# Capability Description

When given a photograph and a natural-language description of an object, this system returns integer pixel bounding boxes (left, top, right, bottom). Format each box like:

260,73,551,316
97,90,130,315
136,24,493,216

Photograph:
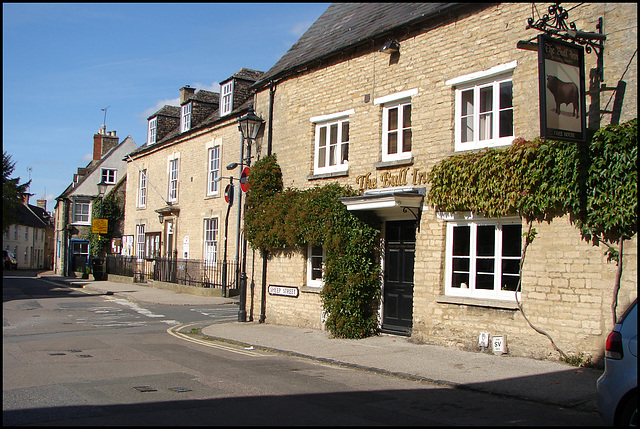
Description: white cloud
139,97,180,120
81,153,93,163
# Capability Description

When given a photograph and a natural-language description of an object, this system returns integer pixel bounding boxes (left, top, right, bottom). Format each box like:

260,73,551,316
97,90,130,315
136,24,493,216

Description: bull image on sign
537,34,586,142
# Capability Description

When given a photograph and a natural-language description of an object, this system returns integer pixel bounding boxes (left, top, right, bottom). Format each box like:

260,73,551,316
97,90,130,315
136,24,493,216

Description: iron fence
105,254,239,291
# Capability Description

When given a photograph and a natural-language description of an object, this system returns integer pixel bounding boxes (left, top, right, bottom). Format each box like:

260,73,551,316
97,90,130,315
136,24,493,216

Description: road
3,271,602,425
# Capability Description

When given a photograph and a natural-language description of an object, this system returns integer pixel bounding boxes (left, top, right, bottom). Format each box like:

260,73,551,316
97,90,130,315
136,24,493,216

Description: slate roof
189,89,220,104
16,203,49,229
152,105,180,119
253,3,463,88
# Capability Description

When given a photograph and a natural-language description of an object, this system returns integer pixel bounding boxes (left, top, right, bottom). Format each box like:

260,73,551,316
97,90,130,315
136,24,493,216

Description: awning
339,186,425,220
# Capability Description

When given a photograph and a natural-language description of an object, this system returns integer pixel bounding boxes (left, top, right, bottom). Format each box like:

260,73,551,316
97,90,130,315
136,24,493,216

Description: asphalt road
3,272,602,425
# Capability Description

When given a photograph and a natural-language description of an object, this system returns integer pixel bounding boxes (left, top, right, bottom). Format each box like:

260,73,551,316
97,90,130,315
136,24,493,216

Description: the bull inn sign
537,34,587,143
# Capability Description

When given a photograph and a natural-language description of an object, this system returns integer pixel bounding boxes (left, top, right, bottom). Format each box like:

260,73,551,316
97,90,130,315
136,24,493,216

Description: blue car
597,299,637,426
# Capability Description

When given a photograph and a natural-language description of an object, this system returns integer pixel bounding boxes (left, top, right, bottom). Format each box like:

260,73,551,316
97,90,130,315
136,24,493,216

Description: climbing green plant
245,155,381,338
428,118,637,329
88,194,123,259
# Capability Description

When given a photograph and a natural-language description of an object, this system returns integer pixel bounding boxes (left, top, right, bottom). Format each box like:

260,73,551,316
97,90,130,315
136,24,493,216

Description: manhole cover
133,386,157,392
77,354,93,358
68,349,82,353
49,352,66,356
168,387,192,393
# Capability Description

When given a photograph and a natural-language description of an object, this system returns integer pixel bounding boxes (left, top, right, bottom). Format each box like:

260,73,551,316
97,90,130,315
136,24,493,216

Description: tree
2,151,30,232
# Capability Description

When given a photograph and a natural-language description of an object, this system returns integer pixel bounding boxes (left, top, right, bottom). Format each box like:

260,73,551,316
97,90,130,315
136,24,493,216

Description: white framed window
168,156,179,203
101,168,117,184
447,61,516,151
220,81,233,116
307,245,325,288
311,110,351,174
180,102,192,132
138,169,147,208
382,100,412,161
203,218,219,266
148,117,157,144
136,224,146,261
207,146,221,195
73,200,90,224
444,216,522,301
375,89,417,163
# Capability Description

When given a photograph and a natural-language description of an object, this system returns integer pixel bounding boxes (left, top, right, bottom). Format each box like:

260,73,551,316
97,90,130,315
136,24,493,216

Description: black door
382,220,416,335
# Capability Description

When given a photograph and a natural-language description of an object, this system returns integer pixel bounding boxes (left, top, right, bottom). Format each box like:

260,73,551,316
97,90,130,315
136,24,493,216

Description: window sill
300,285,322,294
375,157,414,169
307,170,349,181
436,295,519,310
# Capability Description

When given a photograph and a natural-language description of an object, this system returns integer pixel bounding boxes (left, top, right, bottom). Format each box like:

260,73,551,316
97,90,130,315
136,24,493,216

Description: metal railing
105,254,239,291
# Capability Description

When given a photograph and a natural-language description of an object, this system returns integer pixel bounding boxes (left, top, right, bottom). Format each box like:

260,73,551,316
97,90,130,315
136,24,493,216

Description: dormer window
220,81,233,116
180,102,192,132
101,168,117,184
148,117,157,144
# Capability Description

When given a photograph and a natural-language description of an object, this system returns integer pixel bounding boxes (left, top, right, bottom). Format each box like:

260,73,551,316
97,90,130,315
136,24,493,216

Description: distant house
53,127,137,276
242,3,637,361
122,68,263,291
3,193,53,270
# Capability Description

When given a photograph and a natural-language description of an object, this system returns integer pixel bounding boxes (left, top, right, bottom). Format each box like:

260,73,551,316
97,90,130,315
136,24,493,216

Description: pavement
32,270,603,414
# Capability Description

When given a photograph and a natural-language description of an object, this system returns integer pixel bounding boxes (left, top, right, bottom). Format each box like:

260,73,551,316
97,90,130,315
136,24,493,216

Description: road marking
105,297,165,318
167,323,264,357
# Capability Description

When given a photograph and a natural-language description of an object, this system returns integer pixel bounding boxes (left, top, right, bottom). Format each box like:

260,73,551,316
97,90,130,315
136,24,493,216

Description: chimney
37,199,47,211
180,85,196,104
21,193,32,205
93,128,120,160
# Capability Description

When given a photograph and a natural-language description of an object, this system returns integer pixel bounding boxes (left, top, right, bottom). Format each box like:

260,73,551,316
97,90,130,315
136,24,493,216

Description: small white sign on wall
478,332,490,348
492,335,507,354
183,236,189,259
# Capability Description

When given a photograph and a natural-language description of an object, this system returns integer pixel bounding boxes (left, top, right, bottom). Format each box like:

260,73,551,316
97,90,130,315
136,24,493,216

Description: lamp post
93,179,108,280
97,180,107,217
234,107,264,322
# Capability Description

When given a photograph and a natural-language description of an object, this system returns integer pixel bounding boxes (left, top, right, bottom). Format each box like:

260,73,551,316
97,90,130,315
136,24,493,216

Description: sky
2,3,330,214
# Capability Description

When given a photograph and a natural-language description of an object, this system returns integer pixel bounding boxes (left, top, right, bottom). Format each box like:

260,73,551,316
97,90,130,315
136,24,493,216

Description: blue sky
2,3,330,213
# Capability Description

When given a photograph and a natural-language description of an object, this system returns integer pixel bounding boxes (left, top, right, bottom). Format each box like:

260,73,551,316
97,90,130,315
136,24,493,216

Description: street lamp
235,107,264,322
94,179,108,280
97,180,108,215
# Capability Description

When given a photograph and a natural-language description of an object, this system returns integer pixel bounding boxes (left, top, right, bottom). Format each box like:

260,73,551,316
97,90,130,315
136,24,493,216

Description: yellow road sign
92,218,108,234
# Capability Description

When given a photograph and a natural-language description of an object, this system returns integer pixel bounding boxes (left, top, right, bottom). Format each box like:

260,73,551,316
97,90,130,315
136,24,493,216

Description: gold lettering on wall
355,167,428,192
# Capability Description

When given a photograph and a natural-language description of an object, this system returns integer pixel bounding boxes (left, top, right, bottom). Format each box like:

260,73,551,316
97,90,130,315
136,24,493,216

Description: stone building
3,194,53,270
244,3,637,361
122,68,264,295
54,128,137,276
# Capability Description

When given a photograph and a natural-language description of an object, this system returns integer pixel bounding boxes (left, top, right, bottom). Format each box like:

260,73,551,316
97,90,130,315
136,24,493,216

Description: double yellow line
167,322,265,357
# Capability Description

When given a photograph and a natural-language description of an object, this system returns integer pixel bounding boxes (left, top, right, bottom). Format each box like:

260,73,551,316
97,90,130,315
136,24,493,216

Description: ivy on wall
245,155,381,338
88,194,123,260
427,118,637,245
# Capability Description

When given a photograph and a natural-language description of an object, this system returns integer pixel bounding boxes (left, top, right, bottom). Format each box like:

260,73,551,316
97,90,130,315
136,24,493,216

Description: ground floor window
203,218,219,266
307,245,325,288
445,217,521,301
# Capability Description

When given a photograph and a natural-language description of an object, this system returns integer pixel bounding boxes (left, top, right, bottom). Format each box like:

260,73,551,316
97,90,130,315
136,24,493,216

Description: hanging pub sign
537,34,586,142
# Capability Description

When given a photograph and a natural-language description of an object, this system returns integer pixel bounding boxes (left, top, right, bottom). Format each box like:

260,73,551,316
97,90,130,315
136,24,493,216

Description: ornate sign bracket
520,3,606,81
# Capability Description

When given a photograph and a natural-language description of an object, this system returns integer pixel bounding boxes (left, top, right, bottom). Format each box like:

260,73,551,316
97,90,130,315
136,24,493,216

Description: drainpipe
259,80,277,323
